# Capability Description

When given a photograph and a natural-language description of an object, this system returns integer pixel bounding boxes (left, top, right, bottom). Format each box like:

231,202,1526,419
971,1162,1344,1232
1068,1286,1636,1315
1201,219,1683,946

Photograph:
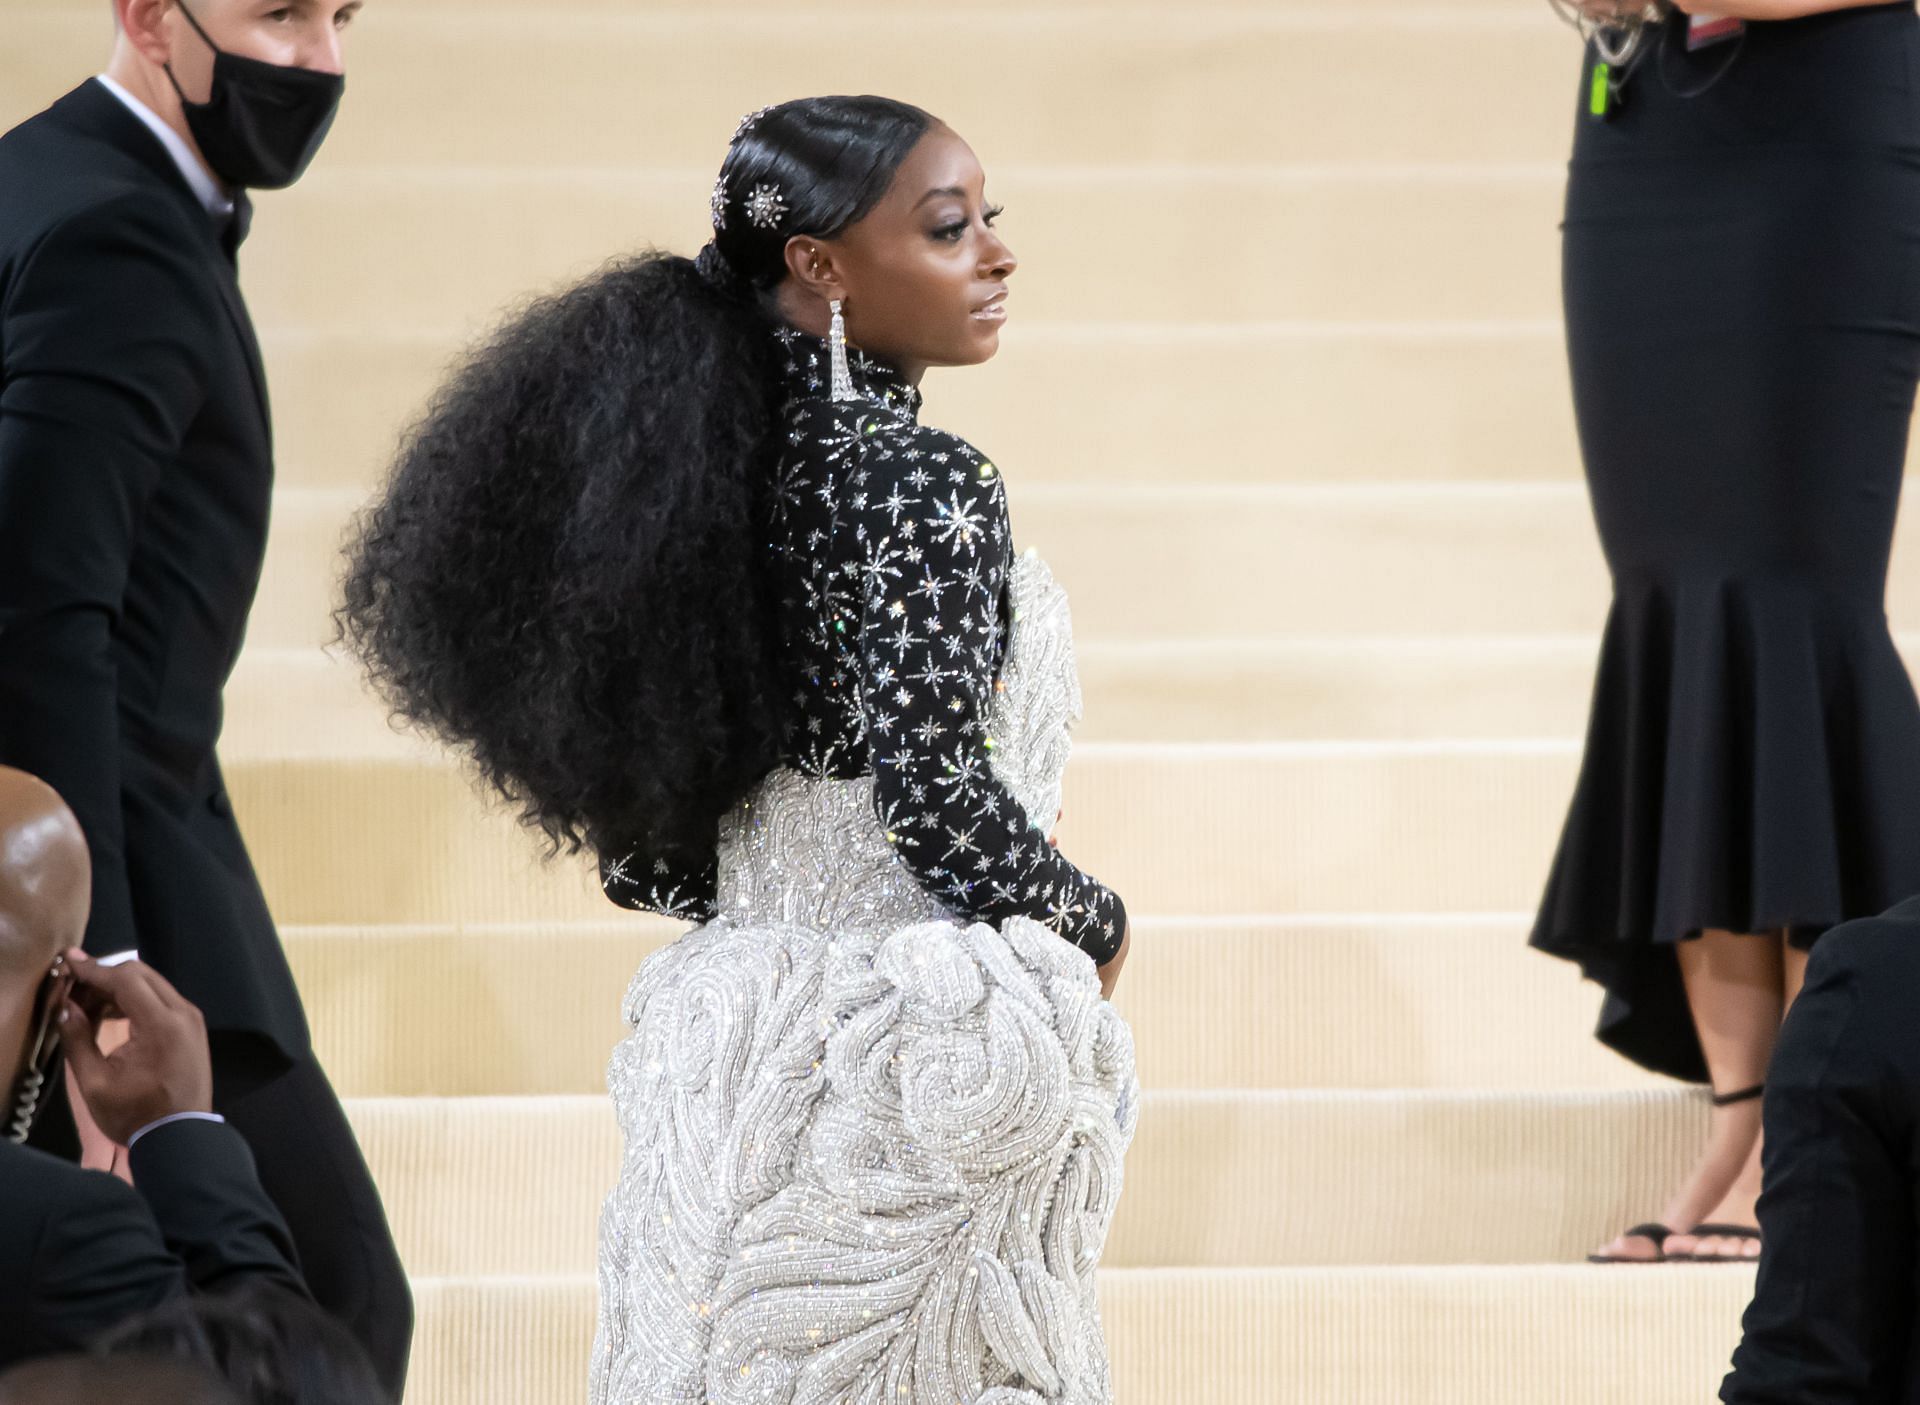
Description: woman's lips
973,291,1009,323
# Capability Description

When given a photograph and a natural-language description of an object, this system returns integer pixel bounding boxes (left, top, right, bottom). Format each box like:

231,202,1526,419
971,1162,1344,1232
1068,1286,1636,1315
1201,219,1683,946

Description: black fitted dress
1532,5,1920,1083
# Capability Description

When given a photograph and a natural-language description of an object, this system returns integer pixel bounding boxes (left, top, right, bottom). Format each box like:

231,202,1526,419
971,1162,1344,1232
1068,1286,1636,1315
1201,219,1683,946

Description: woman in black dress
1535,0,1920,1264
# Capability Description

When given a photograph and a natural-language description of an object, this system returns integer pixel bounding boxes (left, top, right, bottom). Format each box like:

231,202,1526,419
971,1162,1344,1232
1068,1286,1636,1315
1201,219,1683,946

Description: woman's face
791,125,1017,383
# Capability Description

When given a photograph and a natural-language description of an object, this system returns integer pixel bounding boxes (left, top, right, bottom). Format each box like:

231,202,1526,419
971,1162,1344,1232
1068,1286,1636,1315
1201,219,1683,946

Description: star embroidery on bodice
598,327,1126,962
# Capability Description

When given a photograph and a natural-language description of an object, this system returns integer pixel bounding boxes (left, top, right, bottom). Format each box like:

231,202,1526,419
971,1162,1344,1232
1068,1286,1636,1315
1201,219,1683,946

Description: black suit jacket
0,1117,307,1367
0,81,305,1062
1723,895,1920,1404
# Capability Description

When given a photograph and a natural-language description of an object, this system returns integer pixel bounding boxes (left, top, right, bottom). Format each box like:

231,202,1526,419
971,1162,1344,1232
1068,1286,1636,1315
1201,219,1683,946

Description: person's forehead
878,129,986,210
213,0,364,13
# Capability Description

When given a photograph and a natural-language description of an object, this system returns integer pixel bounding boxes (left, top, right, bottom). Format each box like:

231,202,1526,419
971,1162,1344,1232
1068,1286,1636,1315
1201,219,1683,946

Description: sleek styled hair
93,1284,379,1405
339,96,935,859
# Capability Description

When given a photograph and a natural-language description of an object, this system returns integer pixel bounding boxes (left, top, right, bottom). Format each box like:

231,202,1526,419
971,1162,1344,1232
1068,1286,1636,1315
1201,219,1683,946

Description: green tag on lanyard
1589,61,1612,118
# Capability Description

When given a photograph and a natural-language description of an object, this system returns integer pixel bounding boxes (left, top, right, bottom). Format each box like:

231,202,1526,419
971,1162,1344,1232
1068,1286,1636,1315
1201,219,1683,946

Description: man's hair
94,1284,381,1405
0,1355,237,1405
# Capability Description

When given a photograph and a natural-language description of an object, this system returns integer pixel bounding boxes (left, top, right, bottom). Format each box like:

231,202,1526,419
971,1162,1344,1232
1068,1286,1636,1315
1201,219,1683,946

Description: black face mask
163,1,345,191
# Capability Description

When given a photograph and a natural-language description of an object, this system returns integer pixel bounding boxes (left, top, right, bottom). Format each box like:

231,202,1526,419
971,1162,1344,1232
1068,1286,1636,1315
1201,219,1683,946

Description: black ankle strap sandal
1711,1083,1765,1107
1587,1222,1675,1265
1670,1223,1761,1263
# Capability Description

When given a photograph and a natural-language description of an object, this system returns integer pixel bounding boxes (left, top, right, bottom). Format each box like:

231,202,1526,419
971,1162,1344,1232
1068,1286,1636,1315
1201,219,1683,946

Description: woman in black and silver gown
342,98,1136,1400
1535,2,1920,1264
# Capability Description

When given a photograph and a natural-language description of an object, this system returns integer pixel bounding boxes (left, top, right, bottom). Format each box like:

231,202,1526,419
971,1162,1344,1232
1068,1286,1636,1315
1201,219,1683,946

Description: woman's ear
783,237,845,306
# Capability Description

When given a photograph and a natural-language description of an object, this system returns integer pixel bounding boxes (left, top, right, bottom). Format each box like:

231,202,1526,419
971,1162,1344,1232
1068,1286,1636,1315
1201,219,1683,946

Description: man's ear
783,237,846,305
115,0,177,67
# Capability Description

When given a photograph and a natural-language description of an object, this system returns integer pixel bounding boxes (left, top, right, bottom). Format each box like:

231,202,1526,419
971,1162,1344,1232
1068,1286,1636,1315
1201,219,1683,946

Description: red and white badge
1687,14,1746,49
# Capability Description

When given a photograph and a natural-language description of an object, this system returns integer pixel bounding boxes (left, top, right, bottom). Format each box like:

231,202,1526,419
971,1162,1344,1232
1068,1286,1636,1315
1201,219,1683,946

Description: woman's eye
933,221,968,242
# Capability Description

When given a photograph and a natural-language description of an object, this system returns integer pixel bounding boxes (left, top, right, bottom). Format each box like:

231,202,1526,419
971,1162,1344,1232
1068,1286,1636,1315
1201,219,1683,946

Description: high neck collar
774,326,922,420
93,75,235,221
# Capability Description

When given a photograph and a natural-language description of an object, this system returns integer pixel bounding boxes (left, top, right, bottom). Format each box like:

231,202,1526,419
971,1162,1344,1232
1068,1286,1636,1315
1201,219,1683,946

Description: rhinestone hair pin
733,105,777,142
745,183,789,232
710,176,729,232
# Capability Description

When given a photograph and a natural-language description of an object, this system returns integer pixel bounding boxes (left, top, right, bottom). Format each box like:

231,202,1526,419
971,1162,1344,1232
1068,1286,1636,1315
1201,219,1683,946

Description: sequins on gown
588,331,1138,1404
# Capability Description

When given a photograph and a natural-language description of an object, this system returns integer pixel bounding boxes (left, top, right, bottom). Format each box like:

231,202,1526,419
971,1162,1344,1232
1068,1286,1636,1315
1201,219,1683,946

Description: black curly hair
339,96,935,859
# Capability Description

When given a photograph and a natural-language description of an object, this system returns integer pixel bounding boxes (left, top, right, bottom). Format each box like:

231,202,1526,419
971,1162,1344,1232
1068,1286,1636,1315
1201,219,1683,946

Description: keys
1589,60,1619,121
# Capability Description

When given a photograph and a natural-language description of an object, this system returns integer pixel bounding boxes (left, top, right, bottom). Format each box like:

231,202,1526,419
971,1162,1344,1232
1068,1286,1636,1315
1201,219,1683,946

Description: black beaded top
600,327,1126,962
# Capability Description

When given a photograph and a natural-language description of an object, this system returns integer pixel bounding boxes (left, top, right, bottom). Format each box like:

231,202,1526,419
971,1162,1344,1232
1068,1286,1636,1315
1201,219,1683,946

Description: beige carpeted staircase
14,1,1901,1398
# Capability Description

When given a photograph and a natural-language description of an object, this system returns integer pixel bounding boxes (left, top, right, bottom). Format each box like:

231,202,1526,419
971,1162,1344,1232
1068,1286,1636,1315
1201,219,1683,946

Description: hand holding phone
57,950,214,1148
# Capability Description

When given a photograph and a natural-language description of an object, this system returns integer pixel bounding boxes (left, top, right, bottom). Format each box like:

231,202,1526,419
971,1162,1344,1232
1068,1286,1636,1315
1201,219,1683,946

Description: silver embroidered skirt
589,775,1139,1405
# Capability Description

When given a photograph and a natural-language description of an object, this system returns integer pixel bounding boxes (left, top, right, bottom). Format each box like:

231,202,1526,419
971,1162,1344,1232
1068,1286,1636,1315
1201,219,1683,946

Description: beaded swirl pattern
589,555,1137,1403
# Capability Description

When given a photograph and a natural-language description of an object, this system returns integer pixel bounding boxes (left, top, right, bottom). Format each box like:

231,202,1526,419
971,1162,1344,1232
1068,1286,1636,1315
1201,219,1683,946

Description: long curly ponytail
338,97,933,859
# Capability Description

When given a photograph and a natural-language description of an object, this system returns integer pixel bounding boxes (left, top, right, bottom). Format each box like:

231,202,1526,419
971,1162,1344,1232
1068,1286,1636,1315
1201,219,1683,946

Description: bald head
0,768,90,978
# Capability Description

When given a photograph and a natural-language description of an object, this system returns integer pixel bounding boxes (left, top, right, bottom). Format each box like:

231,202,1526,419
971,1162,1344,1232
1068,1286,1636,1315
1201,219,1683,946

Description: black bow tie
221,191,253,262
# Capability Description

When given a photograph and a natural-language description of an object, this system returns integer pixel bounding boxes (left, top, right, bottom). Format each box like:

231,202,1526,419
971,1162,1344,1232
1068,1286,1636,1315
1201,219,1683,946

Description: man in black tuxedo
1722,897,1920,1403
0,767,306,1369
0,0,410,1391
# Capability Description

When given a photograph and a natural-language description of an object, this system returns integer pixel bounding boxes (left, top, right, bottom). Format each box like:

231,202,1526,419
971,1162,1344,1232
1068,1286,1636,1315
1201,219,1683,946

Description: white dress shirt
94,72,234,221
128,1110,228,1149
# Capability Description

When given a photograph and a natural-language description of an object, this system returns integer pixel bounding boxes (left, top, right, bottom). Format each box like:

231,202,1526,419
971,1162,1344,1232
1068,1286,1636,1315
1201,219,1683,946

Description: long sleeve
24,1171,188,1357
0,193,219,957
22,1121,305,1358
1722,932,1916,1403
843,427,1126,962
600,843,718,921
123,1117,308,1301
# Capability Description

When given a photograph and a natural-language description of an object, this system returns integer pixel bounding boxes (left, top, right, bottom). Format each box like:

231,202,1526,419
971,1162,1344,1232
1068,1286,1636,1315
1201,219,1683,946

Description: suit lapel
210,249,273,447
49,82,274,448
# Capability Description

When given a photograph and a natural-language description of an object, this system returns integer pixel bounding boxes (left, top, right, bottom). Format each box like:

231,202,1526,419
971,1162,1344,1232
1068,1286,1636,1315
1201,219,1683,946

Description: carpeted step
251,481,1920,652
263,482,1619,650
344,1090,1709,1275
6,11,1575,171
230,633,1920,749
242,167,1565,331
236,639,1617,759
285,916,1652,1099
403,1266,1754,1405
226,743,1583,924
259,322,1589,491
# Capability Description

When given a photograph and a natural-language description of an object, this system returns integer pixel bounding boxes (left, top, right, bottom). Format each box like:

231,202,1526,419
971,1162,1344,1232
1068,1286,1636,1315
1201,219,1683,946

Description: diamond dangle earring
828,298,857,402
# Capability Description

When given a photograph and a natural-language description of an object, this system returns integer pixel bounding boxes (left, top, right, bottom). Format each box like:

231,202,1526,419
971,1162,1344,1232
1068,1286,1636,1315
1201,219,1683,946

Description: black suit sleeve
27,1164,186,1354
126,1118,307,1299
25,1120,304,1356
0,192,220,957
1722,933,1916,1403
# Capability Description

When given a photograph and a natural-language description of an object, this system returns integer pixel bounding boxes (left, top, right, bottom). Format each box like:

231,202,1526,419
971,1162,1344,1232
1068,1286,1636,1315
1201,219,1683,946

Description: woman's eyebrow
912,186,969,209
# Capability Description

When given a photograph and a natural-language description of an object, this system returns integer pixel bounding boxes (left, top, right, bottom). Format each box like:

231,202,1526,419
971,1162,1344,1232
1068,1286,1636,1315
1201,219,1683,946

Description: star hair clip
745,182,789,232
710,175,729,232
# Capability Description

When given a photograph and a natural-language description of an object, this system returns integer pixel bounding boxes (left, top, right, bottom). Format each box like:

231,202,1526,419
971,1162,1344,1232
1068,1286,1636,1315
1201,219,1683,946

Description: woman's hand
1669,0,1895,17
1097,926,1130,1001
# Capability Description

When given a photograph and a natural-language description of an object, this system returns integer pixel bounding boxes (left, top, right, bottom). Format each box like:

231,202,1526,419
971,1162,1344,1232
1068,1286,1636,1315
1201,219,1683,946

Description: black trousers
1722,900,1920,1404
30,1035,412,1400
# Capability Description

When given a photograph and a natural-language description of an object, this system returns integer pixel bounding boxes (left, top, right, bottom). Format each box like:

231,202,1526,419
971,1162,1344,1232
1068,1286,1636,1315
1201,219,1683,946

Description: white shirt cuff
127,1111,226,1149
